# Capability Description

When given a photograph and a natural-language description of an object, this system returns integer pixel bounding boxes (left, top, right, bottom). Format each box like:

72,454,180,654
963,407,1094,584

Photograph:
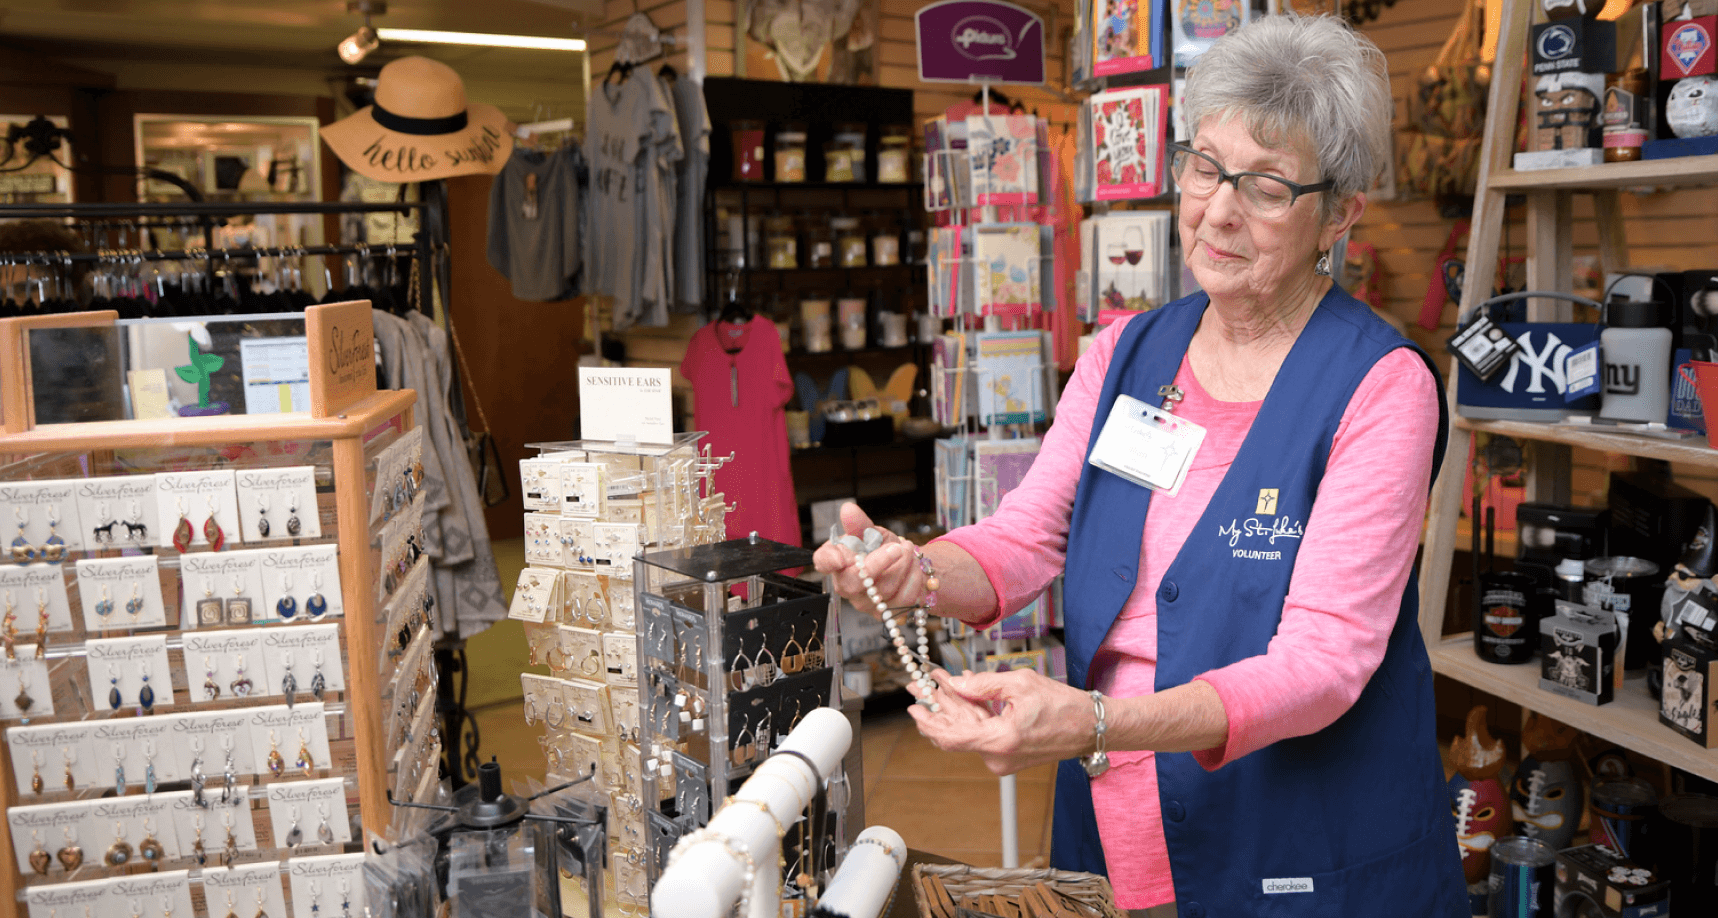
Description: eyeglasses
1167,143,1332,217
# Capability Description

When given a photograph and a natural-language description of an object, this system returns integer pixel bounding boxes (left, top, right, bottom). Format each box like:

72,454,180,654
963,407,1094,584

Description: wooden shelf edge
0,390,417,452
1429,636,1718,781
1454,415,1718,467
1489,153,1718,192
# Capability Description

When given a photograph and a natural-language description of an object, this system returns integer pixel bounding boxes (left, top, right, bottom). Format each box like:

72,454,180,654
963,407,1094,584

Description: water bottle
1600,296,1672,423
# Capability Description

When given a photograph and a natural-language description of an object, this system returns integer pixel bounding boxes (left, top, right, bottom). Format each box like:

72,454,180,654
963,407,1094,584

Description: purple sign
916,0,1046,86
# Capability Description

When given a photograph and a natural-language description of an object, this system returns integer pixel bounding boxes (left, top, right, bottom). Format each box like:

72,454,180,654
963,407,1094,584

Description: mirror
134,114,320,202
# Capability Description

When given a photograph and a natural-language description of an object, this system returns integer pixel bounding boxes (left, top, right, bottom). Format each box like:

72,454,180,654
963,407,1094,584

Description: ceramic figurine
1450,706,1514,889
1659,503,1718,641
1534,73,1606,151
1666,75,1718,139
1510,712,1583,852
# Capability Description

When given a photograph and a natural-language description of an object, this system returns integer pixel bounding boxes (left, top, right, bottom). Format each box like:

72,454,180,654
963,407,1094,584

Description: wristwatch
1081,690,1110,778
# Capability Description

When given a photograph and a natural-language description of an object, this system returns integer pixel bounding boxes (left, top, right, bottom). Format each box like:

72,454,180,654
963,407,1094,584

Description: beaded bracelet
669,828,758,915
910,544,940,611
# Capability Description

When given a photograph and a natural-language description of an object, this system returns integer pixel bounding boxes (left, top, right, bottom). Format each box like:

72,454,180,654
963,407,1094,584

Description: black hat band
371,103,469,136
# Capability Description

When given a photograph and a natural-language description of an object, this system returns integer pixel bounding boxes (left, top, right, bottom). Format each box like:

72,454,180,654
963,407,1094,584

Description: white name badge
1089,393,1206,496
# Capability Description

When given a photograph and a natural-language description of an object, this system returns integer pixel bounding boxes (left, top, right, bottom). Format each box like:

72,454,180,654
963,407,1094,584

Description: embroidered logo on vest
1262,877,1315,894
1217,514,1305,561
1256,489,1278,514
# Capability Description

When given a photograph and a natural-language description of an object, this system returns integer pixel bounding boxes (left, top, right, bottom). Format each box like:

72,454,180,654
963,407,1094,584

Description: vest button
1185,903,1205,918
1165,800,1185,822
1158,581,1179,602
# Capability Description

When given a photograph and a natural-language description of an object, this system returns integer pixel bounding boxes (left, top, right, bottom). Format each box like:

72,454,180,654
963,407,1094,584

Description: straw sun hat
322,56,512,182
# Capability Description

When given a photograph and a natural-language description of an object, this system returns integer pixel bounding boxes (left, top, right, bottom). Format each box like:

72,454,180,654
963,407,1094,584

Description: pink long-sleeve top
939,311,1441,909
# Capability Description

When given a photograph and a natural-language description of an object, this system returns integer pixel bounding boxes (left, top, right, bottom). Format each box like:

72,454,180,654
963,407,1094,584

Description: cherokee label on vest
1262,877,1314,894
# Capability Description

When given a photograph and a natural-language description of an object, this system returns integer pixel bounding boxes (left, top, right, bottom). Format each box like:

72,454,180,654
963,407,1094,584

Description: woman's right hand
812,502,928,621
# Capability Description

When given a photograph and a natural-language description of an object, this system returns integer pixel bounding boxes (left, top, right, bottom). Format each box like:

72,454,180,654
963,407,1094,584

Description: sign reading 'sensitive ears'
579,368,673,445
916,0,1046,85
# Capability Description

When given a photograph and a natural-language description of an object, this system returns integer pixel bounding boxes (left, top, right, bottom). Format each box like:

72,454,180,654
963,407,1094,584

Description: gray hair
1181,13,1392,223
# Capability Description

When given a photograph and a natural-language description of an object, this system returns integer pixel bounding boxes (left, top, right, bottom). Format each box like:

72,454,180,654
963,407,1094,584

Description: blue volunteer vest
1050,287,1466,917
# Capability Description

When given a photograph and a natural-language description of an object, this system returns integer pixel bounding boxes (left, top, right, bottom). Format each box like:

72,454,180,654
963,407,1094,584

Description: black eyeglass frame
1166,143,1334,209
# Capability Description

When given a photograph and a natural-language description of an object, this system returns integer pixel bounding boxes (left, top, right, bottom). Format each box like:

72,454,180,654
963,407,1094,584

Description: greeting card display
1090,85,1168,200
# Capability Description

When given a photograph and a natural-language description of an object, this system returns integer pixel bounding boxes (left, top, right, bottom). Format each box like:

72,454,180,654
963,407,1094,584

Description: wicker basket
911,864,1128,918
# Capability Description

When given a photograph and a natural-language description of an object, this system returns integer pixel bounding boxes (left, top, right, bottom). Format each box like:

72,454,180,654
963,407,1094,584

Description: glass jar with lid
869,212,900,267
731,120,766,182
774,124,808,182
803,214,834,269
826,123,868,182
832,216,867,268
764,214,798,269
878,124,910,184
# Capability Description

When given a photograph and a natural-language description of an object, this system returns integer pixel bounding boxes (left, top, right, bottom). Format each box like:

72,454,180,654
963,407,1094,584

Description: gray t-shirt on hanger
585,70,679,329
486,144,583,302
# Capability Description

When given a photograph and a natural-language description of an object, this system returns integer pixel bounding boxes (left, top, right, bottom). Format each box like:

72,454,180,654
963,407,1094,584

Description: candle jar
838,295,868,350
833,217,867,268
764,215,798,269
804,217,834,269
731,120,765,182
800,297,833,353
878,125,910,183
871,214,900,267
774,125,807,182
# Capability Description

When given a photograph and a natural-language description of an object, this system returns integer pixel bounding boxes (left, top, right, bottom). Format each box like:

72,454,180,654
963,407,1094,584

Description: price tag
1564,340,1602,402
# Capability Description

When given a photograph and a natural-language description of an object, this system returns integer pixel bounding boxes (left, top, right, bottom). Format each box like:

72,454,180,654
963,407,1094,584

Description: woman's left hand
908,668,1098,776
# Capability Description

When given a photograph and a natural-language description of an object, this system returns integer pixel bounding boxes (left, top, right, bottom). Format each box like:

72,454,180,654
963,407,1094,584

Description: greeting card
1093,211,1174,315
967,114,1040,206
975,332,1048,426
974,224,1043,316
1092,0,1164,76
1091,85,1168,200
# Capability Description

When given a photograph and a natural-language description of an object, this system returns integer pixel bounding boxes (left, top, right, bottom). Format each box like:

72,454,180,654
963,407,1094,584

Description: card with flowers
967,113,1039,205
974,223,1043,316
975,332,1048,426
1090,85,1168,201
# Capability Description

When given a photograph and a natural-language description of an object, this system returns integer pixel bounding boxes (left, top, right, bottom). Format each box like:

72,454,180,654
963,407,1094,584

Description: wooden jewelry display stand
0,302,422,915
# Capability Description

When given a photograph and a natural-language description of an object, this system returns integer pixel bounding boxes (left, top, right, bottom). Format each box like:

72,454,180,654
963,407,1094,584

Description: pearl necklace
841,527,939,711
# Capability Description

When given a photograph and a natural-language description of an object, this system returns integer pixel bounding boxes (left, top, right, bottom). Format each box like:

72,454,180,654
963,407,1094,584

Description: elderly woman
815,15,1466,917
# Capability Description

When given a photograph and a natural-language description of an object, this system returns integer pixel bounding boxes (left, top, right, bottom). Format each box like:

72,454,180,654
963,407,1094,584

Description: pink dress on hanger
681,318,801,547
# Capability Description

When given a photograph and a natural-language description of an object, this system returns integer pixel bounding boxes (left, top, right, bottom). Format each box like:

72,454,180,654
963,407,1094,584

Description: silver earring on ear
1315,251,1333,276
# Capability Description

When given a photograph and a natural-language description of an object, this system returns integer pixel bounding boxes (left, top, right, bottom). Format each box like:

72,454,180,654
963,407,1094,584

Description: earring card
258,544,342,623
508,567,560,623
173,709,260,777
265,777,348,848
235,466,321,542
245,702,330,780
84,634,173,709
154,469,241,549
558,462,606,517
0,563,75,633
179,552,264,629
0,478,86,555
260,623,345,697
201,860,285,918
4,722,97,795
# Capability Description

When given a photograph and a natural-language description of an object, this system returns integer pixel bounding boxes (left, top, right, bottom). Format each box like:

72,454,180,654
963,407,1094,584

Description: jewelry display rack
0,301,421,916
512,433,732,912
633,534,848,917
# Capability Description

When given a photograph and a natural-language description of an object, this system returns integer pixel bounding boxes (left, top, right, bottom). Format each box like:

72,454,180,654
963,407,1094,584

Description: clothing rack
0,194,488,792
